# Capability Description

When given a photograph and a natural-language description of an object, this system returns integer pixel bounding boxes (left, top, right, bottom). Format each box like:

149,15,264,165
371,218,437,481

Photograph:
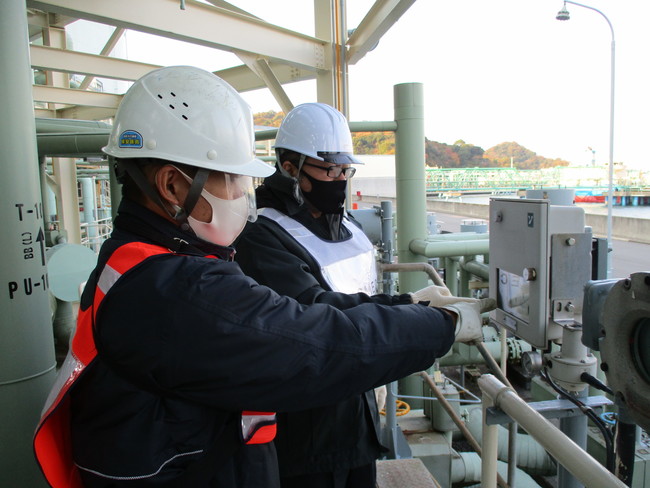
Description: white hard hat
274,103,362,165
103,66,274,178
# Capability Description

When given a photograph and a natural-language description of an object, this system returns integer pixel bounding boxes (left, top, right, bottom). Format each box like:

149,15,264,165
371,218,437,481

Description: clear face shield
175,167,257,246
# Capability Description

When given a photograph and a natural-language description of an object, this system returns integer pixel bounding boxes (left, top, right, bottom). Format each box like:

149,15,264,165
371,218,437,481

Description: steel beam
32,85,122,109
347,0,415,64
30,44,161,82
26,0,327,71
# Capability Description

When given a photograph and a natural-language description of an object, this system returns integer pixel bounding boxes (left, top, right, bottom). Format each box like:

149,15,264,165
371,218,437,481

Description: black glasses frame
301,161,356,179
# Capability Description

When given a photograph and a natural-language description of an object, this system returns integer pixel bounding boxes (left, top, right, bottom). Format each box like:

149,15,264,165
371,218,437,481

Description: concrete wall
355,190,650,244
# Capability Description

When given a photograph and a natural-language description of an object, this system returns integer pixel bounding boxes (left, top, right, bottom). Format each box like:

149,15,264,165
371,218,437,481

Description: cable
379,399,411,417
580,372,614,396
540,368,615,473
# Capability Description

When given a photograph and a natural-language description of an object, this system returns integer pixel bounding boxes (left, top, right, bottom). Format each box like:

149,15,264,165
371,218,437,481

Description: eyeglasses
301,161,356,179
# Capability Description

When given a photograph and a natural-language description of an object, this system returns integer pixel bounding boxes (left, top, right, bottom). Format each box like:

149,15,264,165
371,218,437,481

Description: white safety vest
259,208,378,295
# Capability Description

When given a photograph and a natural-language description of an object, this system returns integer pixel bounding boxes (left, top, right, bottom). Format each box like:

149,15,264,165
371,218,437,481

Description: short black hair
276,149,303,169
114,158,197,201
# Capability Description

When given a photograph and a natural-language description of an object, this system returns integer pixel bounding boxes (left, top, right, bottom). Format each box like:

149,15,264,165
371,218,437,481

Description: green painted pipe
410,238,489,258
37,132,111,158
36,117,112,133
254,121,397,142
393,83,428,406
394,83,428,294
426,232,488,241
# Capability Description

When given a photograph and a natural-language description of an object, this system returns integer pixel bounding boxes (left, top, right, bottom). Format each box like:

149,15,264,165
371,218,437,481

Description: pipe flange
600,272,650,431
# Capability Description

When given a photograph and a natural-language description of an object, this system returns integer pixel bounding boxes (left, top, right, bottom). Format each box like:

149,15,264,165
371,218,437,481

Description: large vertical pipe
0,2,57,486
81,177,99,251
394,83,428,405
394,83,428,293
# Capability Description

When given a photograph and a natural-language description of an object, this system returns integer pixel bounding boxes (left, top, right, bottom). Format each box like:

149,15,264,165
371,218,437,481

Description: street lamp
556,0,615,277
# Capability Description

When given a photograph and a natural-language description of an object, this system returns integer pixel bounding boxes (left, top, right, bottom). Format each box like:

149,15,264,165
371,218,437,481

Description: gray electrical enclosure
489,198,591,348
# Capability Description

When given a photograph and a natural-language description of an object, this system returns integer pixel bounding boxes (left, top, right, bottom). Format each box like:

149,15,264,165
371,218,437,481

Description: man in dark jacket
33,67,479,488
235,103,490,488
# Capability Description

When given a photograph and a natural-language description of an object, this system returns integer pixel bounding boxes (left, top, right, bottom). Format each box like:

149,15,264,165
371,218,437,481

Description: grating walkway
376,458,441,488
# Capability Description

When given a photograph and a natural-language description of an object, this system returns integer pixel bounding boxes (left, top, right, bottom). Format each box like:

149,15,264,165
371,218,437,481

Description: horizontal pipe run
426,232,488,241
478,375,627,488
460,258,489,280
255,121,397,141
37,132,111,157
410,238,489,258
36,117,112,133
380,262,445,287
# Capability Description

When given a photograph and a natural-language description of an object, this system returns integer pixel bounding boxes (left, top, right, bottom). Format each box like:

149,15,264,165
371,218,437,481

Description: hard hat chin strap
174,168,209,231
276,151,306,206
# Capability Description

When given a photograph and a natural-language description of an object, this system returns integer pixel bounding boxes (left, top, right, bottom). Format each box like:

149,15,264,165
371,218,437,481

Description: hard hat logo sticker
119,130,143,149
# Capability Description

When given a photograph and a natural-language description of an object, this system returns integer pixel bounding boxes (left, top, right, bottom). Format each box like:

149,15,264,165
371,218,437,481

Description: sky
68,1,649,170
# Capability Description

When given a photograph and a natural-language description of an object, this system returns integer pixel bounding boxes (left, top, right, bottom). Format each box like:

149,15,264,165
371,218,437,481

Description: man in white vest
235,103,490,488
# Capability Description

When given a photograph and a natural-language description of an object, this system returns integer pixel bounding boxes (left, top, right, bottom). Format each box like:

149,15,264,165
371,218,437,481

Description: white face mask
175,168,255,246
187,189,249,246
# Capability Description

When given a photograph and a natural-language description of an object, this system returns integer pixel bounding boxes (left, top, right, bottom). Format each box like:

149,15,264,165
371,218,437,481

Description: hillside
254,111,569,170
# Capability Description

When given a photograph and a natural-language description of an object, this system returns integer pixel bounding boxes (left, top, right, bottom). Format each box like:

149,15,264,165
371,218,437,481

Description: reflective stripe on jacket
258,208,377,295
33,242,275,488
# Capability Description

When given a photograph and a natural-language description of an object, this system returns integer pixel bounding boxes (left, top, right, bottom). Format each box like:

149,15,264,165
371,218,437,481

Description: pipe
380,262,445,287
379,201,395,294
453,453,541,487
37,132,111,158
426,232,488,241
460,257,490,280
476,342,513,388
439,336,502,367
35,117,112,133
254,120,398,142
410,238,490,258
393,83,429,405
419,373,510,488
80,177,99,252
394,83,428,294
483,381,501,488
465,407,556,476
0,1,58,486
478,375,627,488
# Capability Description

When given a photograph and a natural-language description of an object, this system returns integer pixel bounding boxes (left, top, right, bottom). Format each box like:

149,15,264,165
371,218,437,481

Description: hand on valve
411,284,496,344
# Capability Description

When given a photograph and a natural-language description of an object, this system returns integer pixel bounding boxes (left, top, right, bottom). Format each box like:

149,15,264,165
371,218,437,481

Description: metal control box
489,198,591,348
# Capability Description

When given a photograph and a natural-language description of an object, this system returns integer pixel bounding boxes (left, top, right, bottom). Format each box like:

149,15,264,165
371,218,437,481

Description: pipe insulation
0,1,57,486
37,132,111,158
465,406,556,476
410,238,489,258
452,452,541,487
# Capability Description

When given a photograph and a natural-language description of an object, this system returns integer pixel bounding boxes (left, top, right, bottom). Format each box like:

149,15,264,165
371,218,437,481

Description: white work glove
374,385,387,413
441,298,496,344
410,284,479,308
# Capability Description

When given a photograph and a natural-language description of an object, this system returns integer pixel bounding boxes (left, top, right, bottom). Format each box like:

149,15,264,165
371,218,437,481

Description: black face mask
301,171,347,214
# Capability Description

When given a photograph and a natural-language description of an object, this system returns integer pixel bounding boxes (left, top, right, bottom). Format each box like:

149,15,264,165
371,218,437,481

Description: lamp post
557,0,615,278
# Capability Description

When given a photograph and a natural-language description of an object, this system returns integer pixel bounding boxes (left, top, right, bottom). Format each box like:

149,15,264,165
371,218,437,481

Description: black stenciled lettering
15,203,24,221
8,282,18,299
24,277,33,295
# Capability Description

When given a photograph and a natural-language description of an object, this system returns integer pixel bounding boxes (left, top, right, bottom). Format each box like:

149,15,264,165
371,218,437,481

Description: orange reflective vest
34,241,276,488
